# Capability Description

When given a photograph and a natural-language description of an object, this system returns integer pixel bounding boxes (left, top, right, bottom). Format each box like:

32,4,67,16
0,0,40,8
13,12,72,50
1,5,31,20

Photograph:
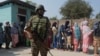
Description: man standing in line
4,21,11,49
93,21,100,56
24,5,50,56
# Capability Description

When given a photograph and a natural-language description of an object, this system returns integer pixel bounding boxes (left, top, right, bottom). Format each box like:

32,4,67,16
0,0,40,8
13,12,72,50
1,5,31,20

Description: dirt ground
0,46,99,56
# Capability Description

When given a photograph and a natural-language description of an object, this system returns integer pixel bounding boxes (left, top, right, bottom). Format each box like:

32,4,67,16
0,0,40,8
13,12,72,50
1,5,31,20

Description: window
18,8,26,15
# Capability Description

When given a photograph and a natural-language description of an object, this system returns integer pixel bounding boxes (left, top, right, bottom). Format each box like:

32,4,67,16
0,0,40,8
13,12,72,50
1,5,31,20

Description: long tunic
11,26,19,46
73,25,81,51
82,25,93,53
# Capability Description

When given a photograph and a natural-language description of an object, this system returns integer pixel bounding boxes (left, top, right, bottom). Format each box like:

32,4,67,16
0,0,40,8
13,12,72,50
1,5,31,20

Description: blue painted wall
12,4,35,23
0,3,35,26
11,3,18,23
0,3,12,25
26,8,31,21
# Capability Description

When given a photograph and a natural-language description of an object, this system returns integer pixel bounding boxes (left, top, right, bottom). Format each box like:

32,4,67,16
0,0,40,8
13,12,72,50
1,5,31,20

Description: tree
50,16,57,20
96,13,100,19
60,0,93,19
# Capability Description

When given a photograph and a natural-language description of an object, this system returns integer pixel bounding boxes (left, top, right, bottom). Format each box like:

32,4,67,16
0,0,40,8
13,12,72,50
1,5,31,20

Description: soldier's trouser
31,40,48,56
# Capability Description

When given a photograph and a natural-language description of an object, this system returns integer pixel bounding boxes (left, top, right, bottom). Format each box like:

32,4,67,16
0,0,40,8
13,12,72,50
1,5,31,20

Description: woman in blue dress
0,23,4,48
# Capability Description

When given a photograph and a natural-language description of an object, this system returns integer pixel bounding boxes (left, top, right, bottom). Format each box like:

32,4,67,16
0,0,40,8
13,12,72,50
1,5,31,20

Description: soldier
24,5,50,56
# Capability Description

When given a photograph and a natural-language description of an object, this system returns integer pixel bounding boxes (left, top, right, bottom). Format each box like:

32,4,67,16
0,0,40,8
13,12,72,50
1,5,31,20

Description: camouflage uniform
25,15,50,56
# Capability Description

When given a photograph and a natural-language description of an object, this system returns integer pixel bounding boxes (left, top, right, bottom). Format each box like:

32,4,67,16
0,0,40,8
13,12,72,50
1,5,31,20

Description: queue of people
0,19,100,56
50,20,100,56
0,21,30,49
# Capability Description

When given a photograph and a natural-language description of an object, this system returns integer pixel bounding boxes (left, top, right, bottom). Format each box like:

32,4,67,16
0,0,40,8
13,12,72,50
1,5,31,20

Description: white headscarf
82,20,88,26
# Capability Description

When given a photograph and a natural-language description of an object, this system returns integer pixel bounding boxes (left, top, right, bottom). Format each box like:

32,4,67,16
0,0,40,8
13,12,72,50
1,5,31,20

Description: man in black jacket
4,21,11,49
93,21,100,56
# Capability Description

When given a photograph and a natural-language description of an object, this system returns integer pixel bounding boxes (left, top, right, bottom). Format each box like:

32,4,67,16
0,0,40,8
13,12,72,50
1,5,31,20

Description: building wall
26,8,35,21
11,4,18,23
12,4,27,24
26,8,31,21
0,3,12,25
0,2,35,28
50,19,100,28
11,4,35,24
11,3,18,23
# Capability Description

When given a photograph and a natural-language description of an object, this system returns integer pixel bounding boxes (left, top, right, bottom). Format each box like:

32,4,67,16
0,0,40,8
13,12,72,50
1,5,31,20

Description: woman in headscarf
0,23,4,48
73,22,81,51
81,20,93,53
11,23,19,48
51,22,58,48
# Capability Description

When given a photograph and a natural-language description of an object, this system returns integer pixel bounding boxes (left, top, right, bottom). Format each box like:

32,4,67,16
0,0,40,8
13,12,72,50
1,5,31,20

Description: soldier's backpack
94,21,100,37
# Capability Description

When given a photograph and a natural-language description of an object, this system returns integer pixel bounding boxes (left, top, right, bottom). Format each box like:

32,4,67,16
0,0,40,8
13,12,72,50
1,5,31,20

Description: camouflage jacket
24,15,50,41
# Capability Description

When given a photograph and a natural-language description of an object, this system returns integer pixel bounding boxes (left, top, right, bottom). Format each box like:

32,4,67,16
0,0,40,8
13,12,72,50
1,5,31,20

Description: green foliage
50,16,57,20
96,13,100,19
60,0,93,19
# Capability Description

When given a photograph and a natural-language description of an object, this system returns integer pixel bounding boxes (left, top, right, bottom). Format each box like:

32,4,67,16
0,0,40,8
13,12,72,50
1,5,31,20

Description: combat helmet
35,5,46,12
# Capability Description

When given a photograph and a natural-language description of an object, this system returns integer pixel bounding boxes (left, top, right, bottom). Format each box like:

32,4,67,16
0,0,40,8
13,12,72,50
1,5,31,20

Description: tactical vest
31,15,49,41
